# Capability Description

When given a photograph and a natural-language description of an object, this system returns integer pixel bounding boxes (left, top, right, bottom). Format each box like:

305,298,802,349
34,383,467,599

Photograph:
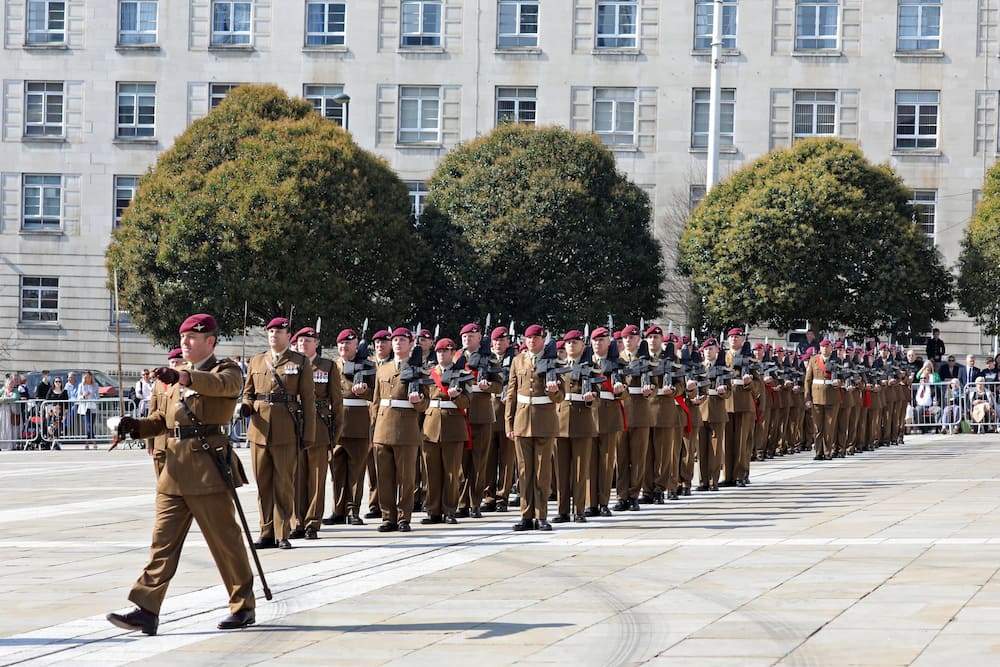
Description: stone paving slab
2,433,1000,665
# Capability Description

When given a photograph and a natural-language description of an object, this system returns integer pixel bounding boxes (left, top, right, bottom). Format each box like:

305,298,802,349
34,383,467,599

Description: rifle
564,358,606,399
706,364,736,388
465,331,503,384
439,358,475,391
400,346,435,394
356,318,370,361
535,338,573,384
342,356,376,384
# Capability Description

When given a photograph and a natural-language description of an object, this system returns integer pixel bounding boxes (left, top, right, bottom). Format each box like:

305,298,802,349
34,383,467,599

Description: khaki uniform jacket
618,349,655,429
505,351,564,438
310,355,344,448
700,360,731,423
556,360,598,438
654,374,684,429
725,350,758,413
242,348,316,447
371,361,430,447
423,367,472,443
592,357,625,434
804,355,840,405
463,355,502,424
136,356,246,496
148,379,170,459
336,356,374,440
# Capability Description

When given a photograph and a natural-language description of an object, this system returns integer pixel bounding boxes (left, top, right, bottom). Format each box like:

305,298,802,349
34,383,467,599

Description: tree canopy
416,124,665,332
957,160,1000,335
106,84,421,347
679,138,953,336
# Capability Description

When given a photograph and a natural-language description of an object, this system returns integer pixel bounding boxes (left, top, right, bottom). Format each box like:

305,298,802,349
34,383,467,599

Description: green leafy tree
417,124,664,332
957,161,1000,336
679,138,953,337
106,84,421,347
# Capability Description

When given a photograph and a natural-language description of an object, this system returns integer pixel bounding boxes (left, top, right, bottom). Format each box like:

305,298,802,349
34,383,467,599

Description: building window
211,1,252,46
109,293,134,328
594,87,636,146
897,0,940,51
26,1,65,44
694,0,737,50
398,86,440,143
407,181,429,222
210,83,241,109
909,189,937,240
690,185,707,210
401,0,442,47
22,175,62,230
596,0,637,48
793,90,837,138
24,81,64,137
20,277,59,322
691,88,735,148
497,1,538,48
795,0,839,50
118,0,158,45
114,175,139,229
304,84,346,126
305,1,346,46
895,90,939,149
116,83,156,138
496,86,537,125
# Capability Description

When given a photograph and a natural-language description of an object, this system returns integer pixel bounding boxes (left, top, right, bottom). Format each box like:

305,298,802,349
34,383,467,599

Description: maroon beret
621,324,640,336
337,329,357,343
519,342,528,352
833,341,844,349
682,336,691,343
417,328,432,339
295,327,318,340
774,346,785,353
391,327,413,340
524,324,545,337
752,342,765,351
435,337,457,352
728,327,744,337
613,331,623,339
179,313,219,334
371,329,391,341
490,326,509,340
460,323,480,335
167,348,183,360
667,333,680,343
645,325,663,337
698,337,718,351
266,317,290,330
590,327,610,339
289,333,299,345
555,340,565,349
562,329,584,342
819,339,832,346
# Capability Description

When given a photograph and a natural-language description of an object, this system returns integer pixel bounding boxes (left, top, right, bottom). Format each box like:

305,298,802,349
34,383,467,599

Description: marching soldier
614,324,654,511
586,327,625,516
242,317,316,550
421,338,471,525
505,323,564,531
364,329,393,520
486,326,516,512
554,330,596,523
458,322,502,517
108,313,255,634
326,329,373,526
290,326,343,540
804,339,840,460
697,338,729,491
371,327,430,532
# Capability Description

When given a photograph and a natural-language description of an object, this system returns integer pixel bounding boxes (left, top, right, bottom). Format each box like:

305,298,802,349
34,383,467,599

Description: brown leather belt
172,424,228,439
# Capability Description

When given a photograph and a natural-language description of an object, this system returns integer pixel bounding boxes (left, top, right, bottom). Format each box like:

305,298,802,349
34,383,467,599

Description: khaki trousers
375,443,419,524
616,427,649,501
459,423,492,510
486,428,516,505
811,404,839,457
698,422,724,487
556,436,593,515
251,441,296,540
514,436,554,521
423,440,464,516
293,444,329,531
330,436,370,517
588,431,618,508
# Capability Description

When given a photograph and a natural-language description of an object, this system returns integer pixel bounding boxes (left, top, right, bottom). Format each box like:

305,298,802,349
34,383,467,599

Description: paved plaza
1,433,999,666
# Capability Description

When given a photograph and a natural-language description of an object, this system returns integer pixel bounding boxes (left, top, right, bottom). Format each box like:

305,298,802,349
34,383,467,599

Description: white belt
517,394,552,405
566,393,587,402
428,400,458,409
628,387,644,395
599,391,616,400
343,398,370,407
708,389,719,396
812,380,834,385
379,399,414,409
732,379,745,386
469,385,485,393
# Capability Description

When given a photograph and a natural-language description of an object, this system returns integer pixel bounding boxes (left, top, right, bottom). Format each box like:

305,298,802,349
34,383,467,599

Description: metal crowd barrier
0,398,130,450
909,379,1000,434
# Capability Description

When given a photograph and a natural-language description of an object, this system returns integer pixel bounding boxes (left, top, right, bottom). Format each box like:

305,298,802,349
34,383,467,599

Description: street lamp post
331,93,351,130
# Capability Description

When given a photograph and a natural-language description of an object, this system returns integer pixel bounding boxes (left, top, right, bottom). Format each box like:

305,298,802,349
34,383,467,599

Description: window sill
22,42,68,50
791,50,843,58
302,44,348,53
690,48,742,57
113,137,158,145
397,46,446,54
894,50,944,59
395,143,444,149
19,228,64,236
494,47,542,55
591,48,641,56
208,44,254,52
605,144,640,153
21,136,67,144
689,146,739,154
116,44,160,52
891,149,942,157
17,321,61,330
